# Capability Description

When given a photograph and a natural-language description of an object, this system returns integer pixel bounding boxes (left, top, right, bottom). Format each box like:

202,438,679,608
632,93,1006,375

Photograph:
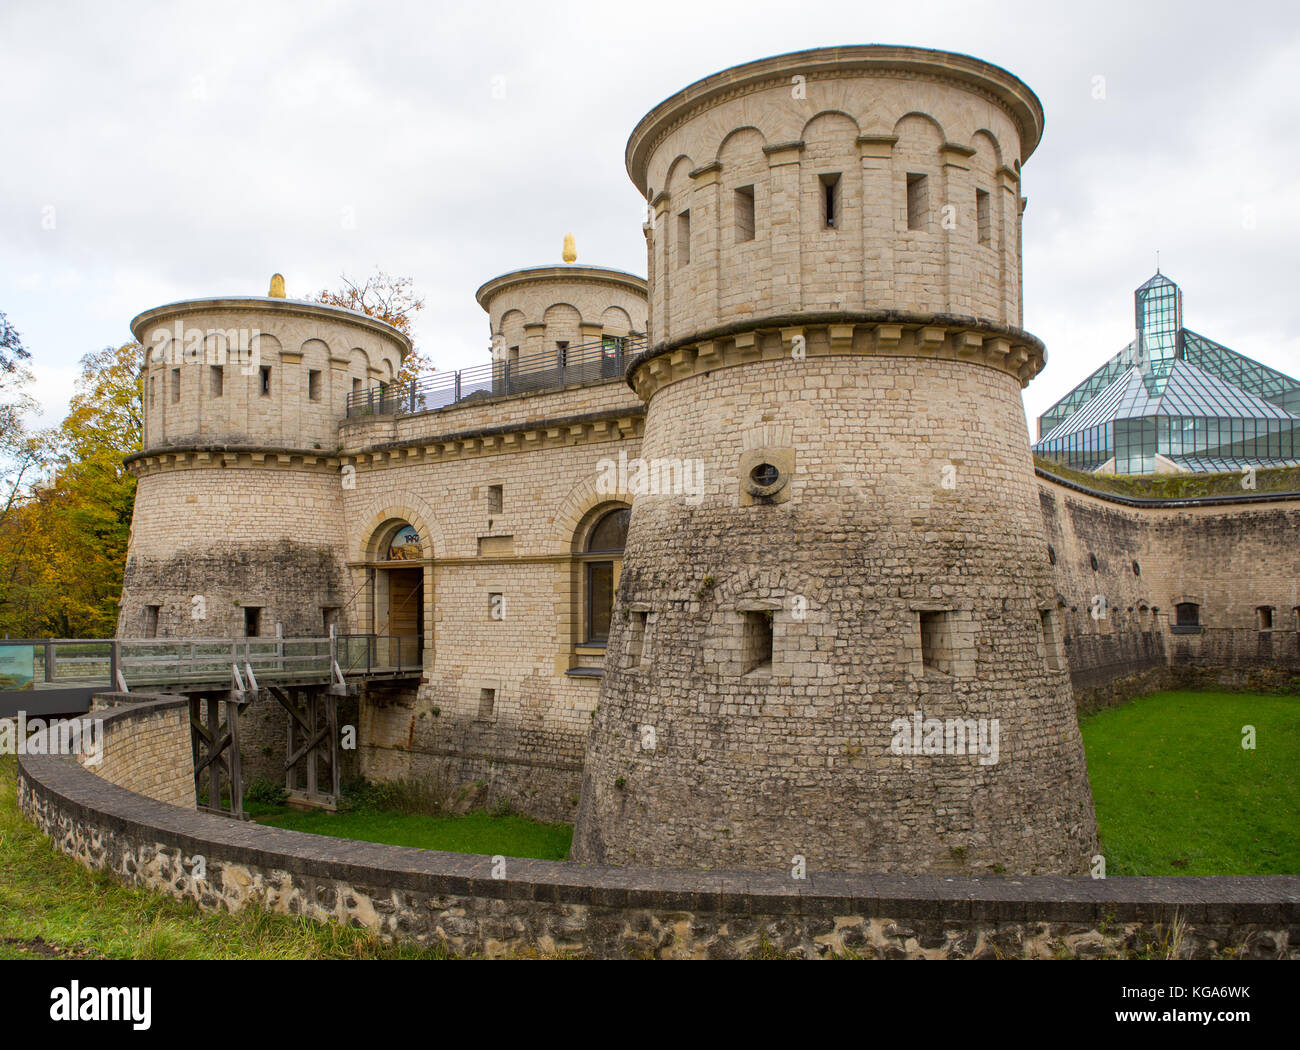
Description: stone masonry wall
1037,474,1300,705
17,744,1299,959
80,696,195,810
575,349,1097,875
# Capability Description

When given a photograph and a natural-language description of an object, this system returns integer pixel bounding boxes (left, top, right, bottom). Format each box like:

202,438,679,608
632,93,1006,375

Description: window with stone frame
580,507,631,646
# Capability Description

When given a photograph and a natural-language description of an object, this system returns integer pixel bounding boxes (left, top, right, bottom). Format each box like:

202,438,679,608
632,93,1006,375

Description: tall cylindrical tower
119,288,409,640
572,46,1097,875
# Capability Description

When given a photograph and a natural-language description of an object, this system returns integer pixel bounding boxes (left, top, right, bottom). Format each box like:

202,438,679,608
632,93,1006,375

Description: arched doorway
371,521,425,669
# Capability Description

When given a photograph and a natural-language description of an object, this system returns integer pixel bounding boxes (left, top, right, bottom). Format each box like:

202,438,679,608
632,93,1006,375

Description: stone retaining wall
82,695,194,810
16,703,1299,959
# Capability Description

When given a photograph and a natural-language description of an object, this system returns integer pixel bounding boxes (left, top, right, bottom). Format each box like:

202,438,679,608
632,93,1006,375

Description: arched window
582,507,630,645
387,524,421,561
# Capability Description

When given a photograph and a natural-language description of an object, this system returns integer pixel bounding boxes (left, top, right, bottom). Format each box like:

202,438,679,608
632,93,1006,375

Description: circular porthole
744,461,788,498
1089,554,1099,572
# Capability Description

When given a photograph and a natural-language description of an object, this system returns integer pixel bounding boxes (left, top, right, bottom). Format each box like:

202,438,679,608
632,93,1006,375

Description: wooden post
227,697,244,819
328,692,340,803
206,697,220,810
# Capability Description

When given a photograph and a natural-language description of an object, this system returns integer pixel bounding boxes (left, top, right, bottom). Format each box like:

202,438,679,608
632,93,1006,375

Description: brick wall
80,695,195,809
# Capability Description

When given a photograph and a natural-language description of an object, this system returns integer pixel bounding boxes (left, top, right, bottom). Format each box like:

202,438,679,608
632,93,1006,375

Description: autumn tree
310,269,432,384
0,309,52,532
0,342,142,637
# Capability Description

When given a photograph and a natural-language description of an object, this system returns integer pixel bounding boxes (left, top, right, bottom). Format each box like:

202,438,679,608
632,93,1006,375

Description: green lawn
0,755,449,959
3,689,1294,960
1080,691,1300,876
248,803,573,861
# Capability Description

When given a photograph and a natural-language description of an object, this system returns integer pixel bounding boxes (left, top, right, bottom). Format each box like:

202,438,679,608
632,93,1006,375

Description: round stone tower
572,46,1098,875
119,285,409,639
474,264,648,357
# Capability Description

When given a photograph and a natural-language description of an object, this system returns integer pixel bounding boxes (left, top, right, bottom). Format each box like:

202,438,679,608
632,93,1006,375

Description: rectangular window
628,610,651,666
259,366,272,397
907,173,929,231
1040,610,1062,671
352,377,361,397
209,365,223,397
149,375,155,406
820,173,841,228
170,368,181,402
586,561,614,644
1257,606,1274,631
321,607,339,635
243,606,261,638
487,484,503,514
734,185,755,242
976,188,991,246
919,610,953,675
477,687,496,721
308,369,321,401
677,209,691,266
742,610,773,674
144,605,160,638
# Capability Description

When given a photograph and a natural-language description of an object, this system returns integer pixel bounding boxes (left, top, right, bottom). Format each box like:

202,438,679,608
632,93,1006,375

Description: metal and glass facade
1035,274,1300,474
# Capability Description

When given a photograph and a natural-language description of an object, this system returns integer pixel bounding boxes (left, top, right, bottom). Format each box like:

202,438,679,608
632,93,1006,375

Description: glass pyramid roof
1037,272,1300,439
1037,357,1298,445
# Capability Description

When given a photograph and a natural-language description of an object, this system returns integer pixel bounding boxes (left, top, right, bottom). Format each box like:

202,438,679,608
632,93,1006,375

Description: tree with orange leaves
310,270,432,385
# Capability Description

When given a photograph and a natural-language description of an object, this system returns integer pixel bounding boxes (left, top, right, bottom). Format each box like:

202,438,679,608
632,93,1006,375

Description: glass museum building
1034,273,1300,475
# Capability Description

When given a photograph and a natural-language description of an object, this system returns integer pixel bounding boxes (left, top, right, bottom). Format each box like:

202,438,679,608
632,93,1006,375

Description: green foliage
1081,690,1300,875
0,341,142,637
1036,457,1300,500
244,777,288,807
252,800,572,860
0,756,450,960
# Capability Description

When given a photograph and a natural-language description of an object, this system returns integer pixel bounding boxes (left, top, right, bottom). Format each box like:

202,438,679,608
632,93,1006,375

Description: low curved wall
17,700,1300,959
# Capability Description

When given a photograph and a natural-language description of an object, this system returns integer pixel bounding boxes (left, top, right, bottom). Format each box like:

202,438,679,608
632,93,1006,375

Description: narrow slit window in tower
735,185,755,242
820,173,841,228
907,173,929,231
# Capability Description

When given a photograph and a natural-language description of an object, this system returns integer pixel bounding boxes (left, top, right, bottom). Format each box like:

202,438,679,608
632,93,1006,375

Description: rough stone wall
1037,475,1300,702
338,374,644,451
134,299,407,452
118,466,348,638
635,49,1033,344
80,697,195,809
476,267,649,354
338,381,647,820
18,750,1297,959
574,351,1097,875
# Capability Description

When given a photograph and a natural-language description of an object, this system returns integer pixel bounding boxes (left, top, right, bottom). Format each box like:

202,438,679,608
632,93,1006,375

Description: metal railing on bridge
0,635,422,717
345,335,646,419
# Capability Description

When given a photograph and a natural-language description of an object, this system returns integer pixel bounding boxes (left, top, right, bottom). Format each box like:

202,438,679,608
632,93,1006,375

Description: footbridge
1,633,422,818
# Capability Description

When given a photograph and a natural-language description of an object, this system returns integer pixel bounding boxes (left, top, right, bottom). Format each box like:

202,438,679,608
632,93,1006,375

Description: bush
244,778,288,807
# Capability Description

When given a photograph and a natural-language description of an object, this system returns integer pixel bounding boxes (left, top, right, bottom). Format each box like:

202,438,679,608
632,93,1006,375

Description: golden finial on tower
268,273,286,298
562,233,577,263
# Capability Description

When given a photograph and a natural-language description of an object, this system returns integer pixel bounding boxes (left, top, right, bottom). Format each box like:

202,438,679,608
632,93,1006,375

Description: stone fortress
116,45,1300,877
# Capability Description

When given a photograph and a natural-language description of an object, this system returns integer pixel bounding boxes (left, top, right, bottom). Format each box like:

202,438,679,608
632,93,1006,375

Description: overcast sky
3,0,1298,437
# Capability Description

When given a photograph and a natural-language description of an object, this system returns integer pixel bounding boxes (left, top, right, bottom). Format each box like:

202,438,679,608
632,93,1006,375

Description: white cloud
2,0,1298,436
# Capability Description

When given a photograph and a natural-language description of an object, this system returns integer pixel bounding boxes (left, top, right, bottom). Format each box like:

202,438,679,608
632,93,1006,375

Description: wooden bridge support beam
189,694,248,820
270,685,341,811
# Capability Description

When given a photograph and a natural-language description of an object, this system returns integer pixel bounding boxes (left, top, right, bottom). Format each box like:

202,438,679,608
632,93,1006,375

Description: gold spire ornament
562,233,577,263
268,273,286,298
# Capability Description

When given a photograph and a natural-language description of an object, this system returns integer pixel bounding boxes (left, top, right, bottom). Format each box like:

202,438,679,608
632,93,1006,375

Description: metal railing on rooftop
345,335,646,419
